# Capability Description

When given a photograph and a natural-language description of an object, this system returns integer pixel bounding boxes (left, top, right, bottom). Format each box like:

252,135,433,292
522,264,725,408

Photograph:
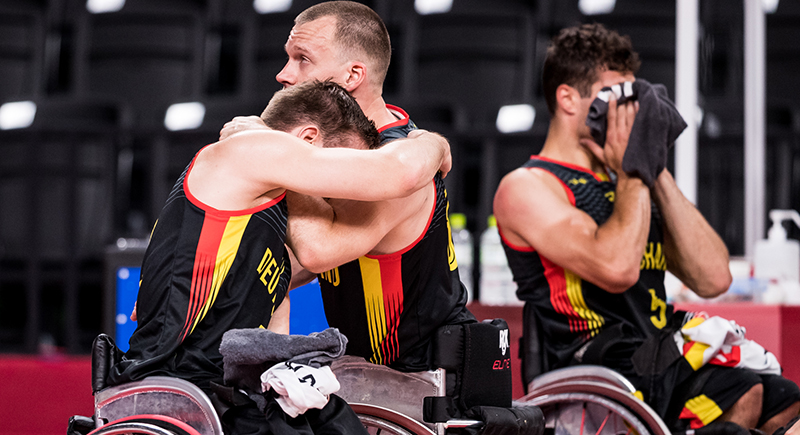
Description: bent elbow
291,247,326,275
602,265,641,294
696,269,733,299
397,163,428,197
297,254,330,275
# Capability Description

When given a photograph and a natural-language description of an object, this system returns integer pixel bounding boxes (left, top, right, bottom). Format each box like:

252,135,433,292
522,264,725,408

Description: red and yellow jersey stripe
541,256,605,338
180,214,251,341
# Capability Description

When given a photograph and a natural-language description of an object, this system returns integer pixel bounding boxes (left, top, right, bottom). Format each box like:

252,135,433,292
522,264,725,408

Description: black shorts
673,366,800,430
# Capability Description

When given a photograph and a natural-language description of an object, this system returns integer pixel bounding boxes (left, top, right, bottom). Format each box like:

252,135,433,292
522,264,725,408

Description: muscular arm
653,169,732,298
190,129,449,210
285,191,420,273
495,169,651,293
230,128,448,201
266,296,290,334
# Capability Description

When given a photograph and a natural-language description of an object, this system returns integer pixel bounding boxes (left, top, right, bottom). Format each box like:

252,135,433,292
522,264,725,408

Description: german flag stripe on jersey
318,172,474,372
359,255,404,365
679,394,723,429
540,256,604,338
108,152,290,389
180,214,251,341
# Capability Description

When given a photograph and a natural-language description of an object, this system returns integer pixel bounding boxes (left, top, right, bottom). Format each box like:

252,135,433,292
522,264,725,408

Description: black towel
586,79,687,188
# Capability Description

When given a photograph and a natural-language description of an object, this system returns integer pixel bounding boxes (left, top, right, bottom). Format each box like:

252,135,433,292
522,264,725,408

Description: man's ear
343,62,367,92
298,125,320,146
556,84,579,116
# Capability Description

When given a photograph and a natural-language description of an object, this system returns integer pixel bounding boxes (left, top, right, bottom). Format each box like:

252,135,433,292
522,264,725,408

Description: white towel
260,361,341,417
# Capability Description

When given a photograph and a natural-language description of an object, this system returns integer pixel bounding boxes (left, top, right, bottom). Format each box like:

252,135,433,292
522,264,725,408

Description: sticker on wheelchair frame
499,328,509,356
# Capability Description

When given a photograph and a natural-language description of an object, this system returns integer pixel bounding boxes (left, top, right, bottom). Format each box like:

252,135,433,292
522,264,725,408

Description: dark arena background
0,0,799,433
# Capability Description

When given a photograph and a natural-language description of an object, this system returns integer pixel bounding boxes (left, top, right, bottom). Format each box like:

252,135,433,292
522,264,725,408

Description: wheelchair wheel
89,415,202,435
89,422,176,435
530,392,651,435
351,403,436,435
520,380,670,435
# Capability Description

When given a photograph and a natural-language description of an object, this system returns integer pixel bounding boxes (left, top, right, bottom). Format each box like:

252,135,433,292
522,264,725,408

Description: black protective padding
423,396,459,423
91,333,124,394
460,319,512,410
461,405,546,435
67,415,96,435
427,319,513,421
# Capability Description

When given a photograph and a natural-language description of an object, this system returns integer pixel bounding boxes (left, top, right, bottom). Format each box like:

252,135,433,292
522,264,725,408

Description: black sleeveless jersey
500,156,669,369
108,154,291,389
317,106,474,372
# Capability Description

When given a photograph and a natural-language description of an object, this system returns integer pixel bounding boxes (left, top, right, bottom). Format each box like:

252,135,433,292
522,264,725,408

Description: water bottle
450,213,473,301
479,215,519,305
754,209,800,304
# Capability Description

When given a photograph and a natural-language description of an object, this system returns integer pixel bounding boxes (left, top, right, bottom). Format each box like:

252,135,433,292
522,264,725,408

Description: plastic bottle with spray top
753,209,800,304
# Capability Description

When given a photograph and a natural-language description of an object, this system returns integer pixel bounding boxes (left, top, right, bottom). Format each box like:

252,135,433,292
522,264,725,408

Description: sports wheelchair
70,314,671,435
513,304,671,435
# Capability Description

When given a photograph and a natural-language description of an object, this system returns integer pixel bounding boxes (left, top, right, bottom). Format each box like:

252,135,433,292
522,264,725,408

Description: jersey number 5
648,289,667,329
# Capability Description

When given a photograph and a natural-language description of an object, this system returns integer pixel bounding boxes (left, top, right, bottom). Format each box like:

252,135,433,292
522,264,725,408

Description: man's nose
276,62,294,87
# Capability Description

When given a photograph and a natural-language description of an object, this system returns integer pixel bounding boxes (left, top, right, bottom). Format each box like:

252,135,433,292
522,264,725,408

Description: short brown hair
261,80,380,150
296,1,392,88
542,23,641,115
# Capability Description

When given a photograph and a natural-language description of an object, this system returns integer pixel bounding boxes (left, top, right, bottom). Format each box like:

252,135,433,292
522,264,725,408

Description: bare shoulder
494,166,576,249
495,167,569,211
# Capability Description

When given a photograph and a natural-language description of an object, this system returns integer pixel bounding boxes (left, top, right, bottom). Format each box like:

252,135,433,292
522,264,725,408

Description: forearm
380,131,449,192
652,170,731,297
286,193,338,273
286,193,383,273
267,296,290,334
592,174,652,291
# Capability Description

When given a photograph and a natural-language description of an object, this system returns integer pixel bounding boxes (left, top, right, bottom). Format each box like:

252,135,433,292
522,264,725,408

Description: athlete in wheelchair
69,317,549,435
71,311,680,435
494,22,800,435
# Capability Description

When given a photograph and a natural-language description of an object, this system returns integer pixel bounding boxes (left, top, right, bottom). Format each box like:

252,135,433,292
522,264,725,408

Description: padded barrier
425,319,513,422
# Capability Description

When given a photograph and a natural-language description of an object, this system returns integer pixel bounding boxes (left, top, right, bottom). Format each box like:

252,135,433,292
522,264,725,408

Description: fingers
219,122,236,141
606,92,618,129
427,131,451,179
219,116,268,141
602,92,638,174
439,150,452,179
622,96,636,130
130,302,137,322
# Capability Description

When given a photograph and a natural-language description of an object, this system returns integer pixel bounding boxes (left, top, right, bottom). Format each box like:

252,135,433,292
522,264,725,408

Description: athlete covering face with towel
493,23,799,434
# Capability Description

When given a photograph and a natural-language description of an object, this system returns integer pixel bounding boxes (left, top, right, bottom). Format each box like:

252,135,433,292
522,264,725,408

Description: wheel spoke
595,411,612,435
580,403,586,435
